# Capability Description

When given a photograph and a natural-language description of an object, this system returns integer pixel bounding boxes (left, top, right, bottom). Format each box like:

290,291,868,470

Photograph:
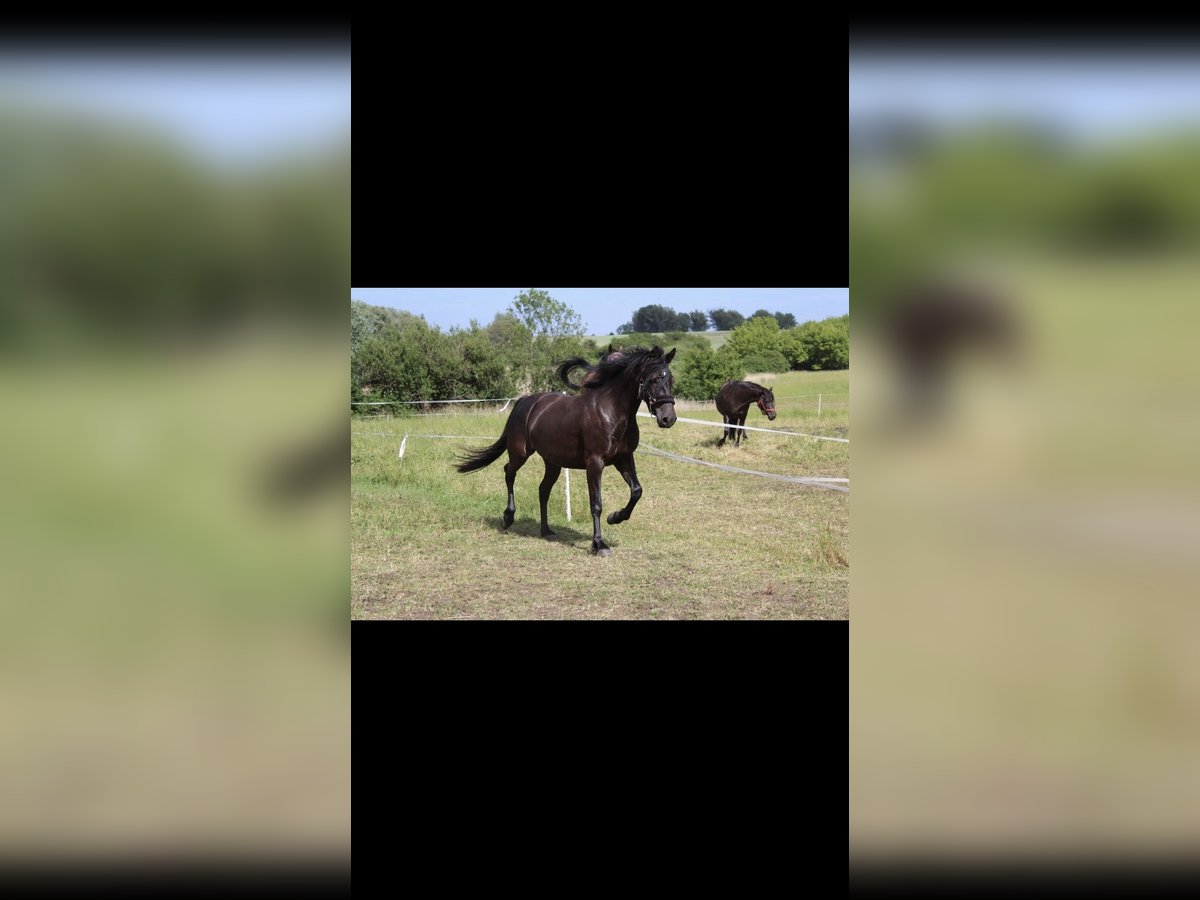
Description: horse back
716,380,745,416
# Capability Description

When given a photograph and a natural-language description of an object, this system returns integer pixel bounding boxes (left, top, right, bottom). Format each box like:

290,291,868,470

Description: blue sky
0,54,350,164
349,288,850,335
850,55,1200,140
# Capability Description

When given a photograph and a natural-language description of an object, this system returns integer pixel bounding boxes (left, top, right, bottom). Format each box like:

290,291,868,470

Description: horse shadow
484,516,596,545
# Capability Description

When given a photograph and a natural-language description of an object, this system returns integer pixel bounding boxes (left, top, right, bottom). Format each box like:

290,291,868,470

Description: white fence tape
352,432,482,438
635,412,848,443
638,443,849,492
353,431,846,492
352,398,516,405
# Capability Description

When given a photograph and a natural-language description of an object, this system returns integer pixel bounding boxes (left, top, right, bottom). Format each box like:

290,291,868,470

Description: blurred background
0,29,349,863
851,35,1200,867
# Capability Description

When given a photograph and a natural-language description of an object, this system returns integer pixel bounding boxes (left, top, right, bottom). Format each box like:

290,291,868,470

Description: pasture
351,370,848,619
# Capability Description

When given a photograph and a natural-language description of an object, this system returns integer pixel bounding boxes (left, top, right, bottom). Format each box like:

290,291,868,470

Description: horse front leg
586,459,611,556
606,454,642,525
735,410,748,447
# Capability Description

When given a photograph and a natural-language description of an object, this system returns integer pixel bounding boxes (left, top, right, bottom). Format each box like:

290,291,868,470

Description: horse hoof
606,513,621,525
501,512,514,529
541,529,557,539
592,545,612,557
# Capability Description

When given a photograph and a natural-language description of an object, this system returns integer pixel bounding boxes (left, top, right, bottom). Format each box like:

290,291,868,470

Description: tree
688,310,709,331
724,314,783,361
631,304,682,333
503,289,594,391
352,316,441,402
787,315,849,370
780,329,809,369
752,308,774,321
708,308,745,331
774,311,797,329
352,300,422,355
509,288,584,338
450,324,519,398
351,310,535,406
484,311,535,378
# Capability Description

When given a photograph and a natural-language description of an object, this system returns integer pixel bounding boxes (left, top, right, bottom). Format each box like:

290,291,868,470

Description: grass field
352,370,848,619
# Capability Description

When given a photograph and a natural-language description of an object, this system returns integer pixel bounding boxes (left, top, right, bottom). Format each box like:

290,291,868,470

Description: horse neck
602,368,644,417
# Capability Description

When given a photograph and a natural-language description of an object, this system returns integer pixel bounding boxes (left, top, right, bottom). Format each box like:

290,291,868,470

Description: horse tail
556,357,591,390
455,432,508,473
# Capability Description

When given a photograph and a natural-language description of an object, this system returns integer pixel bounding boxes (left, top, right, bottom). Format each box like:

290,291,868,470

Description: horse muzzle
653,402,677,428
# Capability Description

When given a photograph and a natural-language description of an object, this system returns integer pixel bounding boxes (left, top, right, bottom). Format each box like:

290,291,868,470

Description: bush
788,316,848,370
351,302,589,406
780,329,809,369
739,350,790,373
724,315,784,360
609,332,659,349
673,344,743,400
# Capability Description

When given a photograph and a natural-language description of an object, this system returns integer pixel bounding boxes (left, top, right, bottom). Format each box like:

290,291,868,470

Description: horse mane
578,346,658,390
556,346,639,391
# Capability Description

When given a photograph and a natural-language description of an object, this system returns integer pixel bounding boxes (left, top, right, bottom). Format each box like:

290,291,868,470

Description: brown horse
455,346,677,556
715,380,776,447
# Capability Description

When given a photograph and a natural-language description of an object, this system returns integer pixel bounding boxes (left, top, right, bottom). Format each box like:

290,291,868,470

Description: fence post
564,468,572,521
399,434,408,459
817,394,822,418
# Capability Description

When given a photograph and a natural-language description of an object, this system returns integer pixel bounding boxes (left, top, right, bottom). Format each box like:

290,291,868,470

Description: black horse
456,346,677,556
715,380,776,447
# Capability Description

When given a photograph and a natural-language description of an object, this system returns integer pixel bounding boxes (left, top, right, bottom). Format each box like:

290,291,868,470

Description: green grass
352,370,848,619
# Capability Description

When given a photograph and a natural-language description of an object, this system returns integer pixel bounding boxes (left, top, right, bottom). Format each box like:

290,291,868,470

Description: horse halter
640,368,675,412
757,396,776,415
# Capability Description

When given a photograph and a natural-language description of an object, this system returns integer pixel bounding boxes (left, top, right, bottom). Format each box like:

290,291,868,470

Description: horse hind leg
538,462,562,538
502,452,529,529
718,415,729,446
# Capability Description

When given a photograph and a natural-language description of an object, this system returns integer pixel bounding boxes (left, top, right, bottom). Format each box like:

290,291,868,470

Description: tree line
615,304,798,334
351,290,848,409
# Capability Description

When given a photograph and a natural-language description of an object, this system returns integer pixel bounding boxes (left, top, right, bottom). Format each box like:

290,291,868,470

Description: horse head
757,387,777,421
640,347,677,428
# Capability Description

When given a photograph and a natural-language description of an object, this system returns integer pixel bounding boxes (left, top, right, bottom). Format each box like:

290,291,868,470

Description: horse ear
650,344,662,355
665,348,676,363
